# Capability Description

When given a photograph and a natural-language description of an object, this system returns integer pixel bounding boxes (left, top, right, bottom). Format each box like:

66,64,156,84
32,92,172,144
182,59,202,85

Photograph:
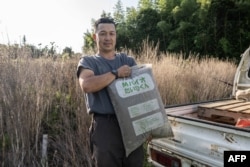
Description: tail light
150,148,181,167
235,118,250,128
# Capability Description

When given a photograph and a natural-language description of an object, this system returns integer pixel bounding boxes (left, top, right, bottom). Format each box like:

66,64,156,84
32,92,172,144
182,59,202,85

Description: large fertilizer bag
108,64,173,157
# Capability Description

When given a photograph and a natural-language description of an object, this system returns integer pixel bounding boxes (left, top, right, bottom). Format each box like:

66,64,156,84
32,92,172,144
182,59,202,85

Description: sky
0,0,139,53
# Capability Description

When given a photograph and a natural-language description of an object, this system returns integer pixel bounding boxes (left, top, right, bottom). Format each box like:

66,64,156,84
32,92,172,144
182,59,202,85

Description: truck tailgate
148,100,250,167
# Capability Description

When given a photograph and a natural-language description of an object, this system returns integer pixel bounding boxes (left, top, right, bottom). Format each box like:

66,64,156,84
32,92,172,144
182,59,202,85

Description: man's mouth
104,43,112,46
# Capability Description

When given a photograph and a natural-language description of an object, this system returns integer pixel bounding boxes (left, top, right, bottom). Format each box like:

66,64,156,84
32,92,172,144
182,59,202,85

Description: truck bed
166,99,250,128
148,99,250,167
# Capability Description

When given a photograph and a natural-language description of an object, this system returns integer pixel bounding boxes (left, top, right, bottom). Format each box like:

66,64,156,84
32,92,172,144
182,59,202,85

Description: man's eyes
100,33,116,36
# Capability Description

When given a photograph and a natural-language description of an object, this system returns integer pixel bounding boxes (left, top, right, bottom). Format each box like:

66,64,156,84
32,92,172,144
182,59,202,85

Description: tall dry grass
136,41,236,105
0,56,92,166
0,45,237,166
152,53,236,105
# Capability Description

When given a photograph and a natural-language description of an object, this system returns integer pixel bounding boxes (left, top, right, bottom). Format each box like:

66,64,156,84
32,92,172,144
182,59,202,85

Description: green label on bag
115,73,155,98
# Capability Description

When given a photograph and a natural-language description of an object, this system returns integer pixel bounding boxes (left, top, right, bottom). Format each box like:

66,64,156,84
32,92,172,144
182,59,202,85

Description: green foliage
82,0,250,60
113,0,129,50
133,8,161,52
139,0,154,9
156,0,167,12
113,0,125,24
83,30,95,54
62,47,73,57
100,11,112,18
219,37,231,55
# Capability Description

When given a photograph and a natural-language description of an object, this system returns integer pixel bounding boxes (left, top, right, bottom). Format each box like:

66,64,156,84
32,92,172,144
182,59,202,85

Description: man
77,17,144,167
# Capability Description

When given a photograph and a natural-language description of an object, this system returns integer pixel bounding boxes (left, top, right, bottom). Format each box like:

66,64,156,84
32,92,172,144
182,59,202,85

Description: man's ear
92,33,96,41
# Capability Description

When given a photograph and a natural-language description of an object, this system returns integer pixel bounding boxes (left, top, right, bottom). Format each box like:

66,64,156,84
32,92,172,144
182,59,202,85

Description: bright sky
0,0,138,53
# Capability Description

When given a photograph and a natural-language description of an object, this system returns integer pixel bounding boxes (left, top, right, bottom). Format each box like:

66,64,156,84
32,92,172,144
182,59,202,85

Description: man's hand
117,65,131,78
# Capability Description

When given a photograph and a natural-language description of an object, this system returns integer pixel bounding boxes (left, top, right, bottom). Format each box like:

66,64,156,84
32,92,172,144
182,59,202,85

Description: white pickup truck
147,47,250,167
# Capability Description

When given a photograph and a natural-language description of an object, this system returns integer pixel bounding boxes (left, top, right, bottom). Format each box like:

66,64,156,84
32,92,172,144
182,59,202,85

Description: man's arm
78,67,116,93
78,65,132,93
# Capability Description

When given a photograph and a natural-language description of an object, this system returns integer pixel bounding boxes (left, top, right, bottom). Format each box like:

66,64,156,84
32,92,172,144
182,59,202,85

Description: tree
83,30,95,54
113,0,128,50
48,42,56,58
156,20,171,50
22,35,26,46
81,0,250,60
100,11,112,18
124,7,139,49
207,0,236,58
133,8,161,52
113,0,125,24
139,0,154,9
167,0,199,54
62,47,73,58
156,0,167,13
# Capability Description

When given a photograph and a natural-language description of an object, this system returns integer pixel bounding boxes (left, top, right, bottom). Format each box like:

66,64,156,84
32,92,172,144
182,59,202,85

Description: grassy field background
0,46,237,166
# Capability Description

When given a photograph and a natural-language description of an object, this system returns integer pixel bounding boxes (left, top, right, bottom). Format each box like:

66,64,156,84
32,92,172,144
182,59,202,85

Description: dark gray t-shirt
77,53,137,114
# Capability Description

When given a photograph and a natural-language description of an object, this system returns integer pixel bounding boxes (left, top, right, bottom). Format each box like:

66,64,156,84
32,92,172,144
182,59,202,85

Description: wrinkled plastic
108,64,173,157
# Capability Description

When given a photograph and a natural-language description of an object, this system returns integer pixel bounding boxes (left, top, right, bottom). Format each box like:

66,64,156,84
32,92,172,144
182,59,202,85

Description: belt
93,113,117,119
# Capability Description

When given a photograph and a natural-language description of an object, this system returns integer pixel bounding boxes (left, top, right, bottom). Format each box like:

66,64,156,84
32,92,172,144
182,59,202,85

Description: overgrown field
0,49,237,166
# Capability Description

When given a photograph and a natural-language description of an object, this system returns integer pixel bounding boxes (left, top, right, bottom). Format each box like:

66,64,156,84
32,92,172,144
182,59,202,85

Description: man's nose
104,34,111,40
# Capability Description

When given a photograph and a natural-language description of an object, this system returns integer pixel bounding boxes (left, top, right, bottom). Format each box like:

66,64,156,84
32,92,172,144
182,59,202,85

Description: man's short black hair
94,17,116,32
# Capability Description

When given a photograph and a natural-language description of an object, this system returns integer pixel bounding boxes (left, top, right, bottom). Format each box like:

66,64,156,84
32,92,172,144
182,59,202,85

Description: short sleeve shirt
77,53,137,114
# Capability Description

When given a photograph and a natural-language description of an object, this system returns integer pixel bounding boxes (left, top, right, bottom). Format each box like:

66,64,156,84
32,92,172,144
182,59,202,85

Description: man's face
94,23,116,53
